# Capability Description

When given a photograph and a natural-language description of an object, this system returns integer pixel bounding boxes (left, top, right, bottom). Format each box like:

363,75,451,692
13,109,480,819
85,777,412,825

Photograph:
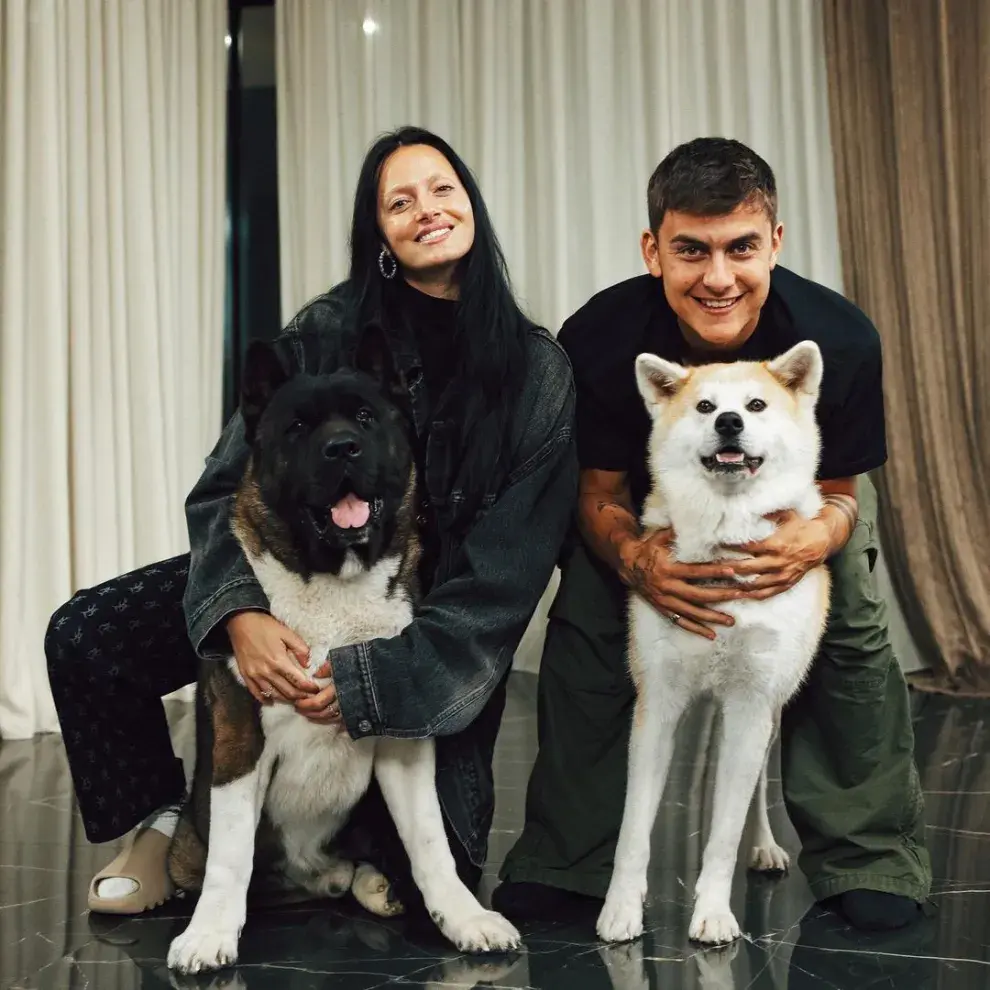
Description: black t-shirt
558,267,887,509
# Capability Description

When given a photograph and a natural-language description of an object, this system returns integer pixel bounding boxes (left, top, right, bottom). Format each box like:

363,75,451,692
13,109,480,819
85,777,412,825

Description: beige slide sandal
87,827,176,914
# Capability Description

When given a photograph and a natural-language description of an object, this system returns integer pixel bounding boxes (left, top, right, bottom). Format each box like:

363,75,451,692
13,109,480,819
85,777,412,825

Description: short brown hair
647,137,778,232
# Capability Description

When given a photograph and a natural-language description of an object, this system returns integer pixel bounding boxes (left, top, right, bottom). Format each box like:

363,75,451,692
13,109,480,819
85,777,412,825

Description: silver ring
668,612,681,624
262,688,273,699
327,703,340,718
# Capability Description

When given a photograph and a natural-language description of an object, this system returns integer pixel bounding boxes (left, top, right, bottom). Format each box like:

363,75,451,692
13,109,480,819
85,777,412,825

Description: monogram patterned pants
45,553,197,843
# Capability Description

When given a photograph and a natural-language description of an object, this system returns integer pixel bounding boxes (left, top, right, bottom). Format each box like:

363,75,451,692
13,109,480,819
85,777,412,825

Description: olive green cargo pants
499,475,931,903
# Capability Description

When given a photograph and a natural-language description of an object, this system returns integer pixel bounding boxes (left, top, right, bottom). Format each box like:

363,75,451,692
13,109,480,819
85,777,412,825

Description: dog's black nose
714,411,744,438
322,436,362,460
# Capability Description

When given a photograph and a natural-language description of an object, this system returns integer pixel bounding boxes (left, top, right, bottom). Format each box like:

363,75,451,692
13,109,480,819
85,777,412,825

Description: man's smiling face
642,200,783,351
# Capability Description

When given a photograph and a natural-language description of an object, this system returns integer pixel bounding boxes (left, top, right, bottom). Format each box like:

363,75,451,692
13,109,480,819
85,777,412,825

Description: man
493,138,930,931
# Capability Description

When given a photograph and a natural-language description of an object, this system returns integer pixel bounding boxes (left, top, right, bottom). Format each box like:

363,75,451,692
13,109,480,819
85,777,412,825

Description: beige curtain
823,0,990,693
0,0,228,738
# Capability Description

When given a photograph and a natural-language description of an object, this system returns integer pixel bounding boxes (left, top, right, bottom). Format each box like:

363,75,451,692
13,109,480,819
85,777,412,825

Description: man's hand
723,510,831,599
724,479,859,600
227,611,317,705
294,659,343,725
577,468,746,640
621,528,747,640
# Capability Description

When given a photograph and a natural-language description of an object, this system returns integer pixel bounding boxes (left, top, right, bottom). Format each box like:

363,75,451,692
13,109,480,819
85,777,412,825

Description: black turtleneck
395,280,461,592
398,279,460,417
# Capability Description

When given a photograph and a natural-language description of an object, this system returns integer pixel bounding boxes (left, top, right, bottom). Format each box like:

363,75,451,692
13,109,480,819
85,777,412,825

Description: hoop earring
378,248,397,280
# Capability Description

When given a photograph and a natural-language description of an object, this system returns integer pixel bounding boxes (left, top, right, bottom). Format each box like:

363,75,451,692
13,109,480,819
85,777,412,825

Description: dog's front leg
374,738,520,953
167,760,270,974
597,677,685,943
690,702,775,944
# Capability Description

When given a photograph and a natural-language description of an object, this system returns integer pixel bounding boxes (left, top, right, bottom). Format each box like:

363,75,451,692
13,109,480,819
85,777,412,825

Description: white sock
94,801,183,900
144,802,181,840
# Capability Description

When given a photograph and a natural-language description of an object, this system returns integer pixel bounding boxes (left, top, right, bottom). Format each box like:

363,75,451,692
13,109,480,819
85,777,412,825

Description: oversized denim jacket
182,281,578,866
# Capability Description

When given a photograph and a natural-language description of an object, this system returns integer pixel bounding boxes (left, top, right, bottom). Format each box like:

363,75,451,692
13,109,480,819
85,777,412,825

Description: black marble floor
2,673,989,990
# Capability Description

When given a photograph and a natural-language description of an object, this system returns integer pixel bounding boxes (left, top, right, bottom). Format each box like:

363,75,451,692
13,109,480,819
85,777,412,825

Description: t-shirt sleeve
573,384,638,471
817,334,888,480
558,310,639,473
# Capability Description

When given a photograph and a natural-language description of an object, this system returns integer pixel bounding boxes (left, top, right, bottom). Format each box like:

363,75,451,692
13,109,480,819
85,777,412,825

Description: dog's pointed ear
767,341,823,399
635,353,690,406
355,325,404,404
241,339,289,442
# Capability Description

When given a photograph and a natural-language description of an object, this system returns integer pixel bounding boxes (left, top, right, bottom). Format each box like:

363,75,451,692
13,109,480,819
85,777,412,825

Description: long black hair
348,126,529,516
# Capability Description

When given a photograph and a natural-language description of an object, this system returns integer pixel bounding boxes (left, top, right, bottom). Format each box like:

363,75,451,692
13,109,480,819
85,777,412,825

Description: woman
46,126,577,914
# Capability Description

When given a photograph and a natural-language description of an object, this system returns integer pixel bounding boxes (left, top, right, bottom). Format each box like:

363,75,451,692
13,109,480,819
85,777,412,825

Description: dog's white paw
351,863,404,917
596,893,645,943
438,909,521,953
688,904,741,945
749,841,790,873
167,923,240,974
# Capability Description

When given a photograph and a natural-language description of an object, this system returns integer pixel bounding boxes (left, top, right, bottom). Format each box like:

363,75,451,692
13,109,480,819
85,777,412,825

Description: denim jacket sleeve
330,332,578,740
183,408,269,657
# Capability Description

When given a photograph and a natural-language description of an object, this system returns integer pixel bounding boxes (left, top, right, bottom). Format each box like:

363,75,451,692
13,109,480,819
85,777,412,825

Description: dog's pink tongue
331,494,370,529
716,451,746,464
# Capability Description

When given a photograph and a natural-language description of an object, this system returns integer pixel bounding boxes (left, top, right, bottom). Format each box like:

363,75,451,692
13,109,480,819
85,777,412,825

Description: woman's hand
295,659,344,725
226,611,317,705
620,528,745,640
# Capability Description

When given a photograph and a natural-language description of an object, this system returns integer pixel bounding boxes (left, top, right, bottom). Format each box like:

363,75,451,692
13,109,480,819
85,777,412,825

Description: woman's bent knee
45,588,108,685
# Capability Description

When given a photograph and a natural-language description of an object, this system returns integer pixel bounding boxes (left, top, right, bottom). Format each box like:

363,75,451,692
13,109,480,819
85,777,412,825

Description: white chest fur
231,550,413,830
636,476,827,705
249,549,412,662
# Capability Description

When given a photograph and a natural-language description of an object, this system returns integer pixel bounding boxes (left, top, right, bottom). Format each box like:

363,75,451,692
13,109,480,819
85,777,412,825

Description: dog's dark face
238,330,415,577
